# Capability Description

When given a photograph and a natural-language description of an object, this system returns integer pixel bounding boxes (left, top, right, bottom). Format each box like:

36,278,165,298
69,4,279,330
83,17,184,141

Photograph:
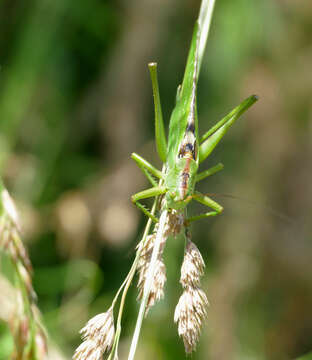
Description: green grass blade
181,0,217,95
197,0,216,77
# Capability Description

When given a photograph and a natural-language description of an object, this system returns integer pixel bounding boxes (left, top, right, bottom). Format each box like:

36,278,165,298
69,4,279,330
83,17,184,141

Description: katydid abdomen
164,156,198,209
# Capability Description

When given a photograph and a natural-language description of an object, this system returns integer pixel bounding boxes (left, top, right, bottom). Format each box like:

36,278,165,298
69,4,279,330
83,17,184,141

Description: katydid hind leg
192,191,223,213
141,168,158,187
187,211,219,224
186,191,223,223
195,162,224,183
134,201,159,223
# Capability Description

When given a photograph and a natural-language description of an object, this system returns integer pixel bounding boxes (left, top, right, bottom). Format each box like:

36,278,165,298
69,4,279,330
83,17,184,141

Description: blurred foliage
0,0,312,359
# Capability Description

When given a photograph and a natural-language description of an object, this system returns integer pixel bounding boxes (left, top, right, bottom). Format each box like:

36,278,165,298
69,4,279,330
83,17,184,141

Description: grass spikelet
0,182,48,359
136,225,167,314
174,237,209,353
180,239,205,287
73,308,115,360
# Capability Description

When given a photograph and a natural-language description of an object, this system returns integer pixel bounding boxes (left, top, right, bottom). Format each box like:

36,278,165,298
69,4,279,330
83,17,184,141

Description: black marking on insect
178,140,197,160
181,171,190,188
186,122,195,134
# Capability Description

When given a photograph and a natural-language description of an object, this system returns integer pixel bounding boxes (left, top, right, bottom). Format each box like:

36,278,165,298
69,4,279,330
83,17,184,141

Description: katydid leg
131,153,162,187
199,95,258,163
195,162,224,183
148,63,167,163
131,186,167,222
135,202,159,223
187,211,219,223
187,191,223,223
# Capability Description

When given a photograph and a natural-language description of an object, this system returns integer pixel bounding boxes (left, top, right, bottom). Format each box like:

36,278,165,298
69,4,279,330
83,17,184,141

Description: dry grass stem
136,209,184,314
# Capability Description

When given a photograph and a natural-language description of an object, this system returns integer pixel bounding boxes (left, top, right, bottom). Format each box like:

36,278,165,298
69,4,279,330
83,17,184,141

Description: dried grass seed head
136,222,168,314
73,308,115,360
145,259,166,310
137,233,155,269
164,209,184,238
137,258,166,315
1,189,20,230
34,329,48,359
73,340,104,360
174,286,209,353
180,240,205,287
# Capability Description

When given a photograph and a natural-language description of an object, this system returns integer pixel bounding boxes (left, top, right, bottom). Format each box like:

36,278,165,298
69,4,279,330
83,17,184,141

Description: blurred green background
0,0,312,359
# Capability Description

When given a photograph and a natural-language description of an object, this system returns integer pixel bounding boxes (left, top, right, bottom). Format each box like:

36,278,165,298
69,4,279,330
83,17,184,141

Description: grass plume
0,181,47,359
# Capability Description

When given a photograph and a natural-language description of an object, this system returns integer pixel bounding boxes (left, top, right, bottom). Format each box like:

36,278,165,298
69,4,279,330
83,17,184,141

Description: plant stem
108,183,162,360
128,209,168,360
197,0,216,77
126,1,217,358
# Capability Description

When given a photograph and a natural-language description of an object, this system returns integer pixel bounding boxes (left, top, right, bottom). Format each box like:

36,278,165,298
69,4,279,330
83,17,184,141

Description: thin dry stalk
73,181,162,360
136,208,184,313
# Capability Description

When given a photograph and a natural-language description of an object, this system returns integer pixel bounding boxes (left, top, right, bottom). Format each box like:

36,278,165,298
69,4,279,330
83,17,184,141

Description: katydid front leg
130,64,168,223
131,152,162,187
131,186,167,223
148,63,167,163
186,191,223,223
199,95,258,163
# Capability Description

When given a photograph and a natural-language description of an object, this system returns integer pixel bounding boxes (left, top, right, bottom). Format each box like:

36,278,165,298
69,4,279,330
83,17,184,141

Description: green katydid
131,22,258,224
